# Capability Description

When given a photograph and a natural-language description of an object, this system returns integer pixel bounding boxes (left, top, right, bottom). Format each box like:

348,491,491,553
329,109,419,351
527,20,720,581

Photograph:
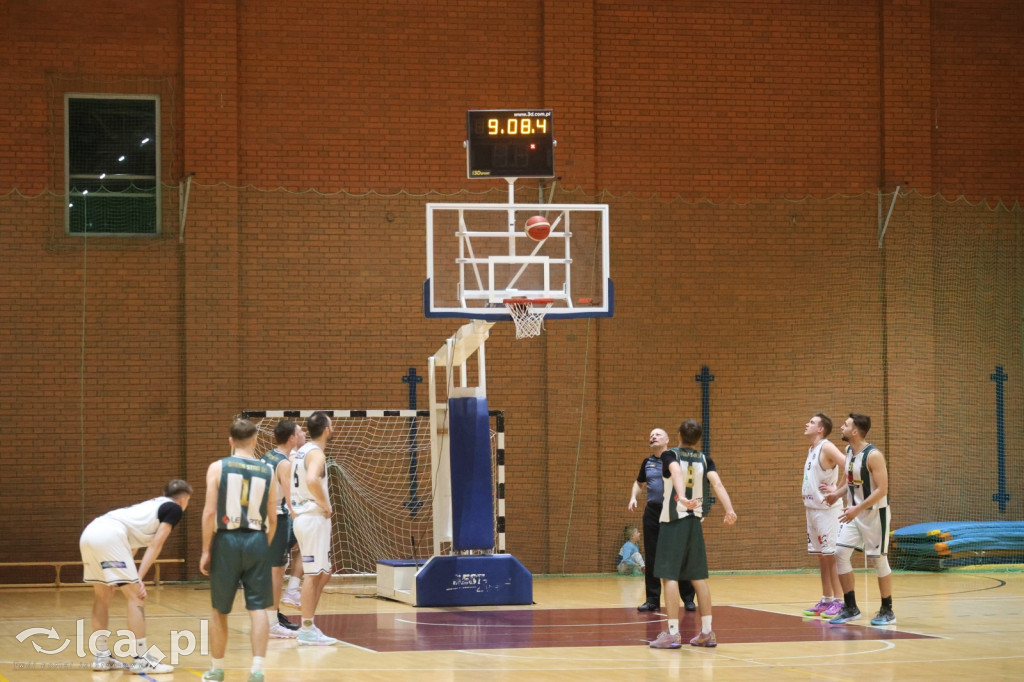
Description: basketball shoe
129,655,173,674
91,653,123,671
201,670,225,681
297,627,340,646
281,587,302,607
248,673,265,682
690,630,717,647
802,598,829,616
269,621,299,638
821,600,844,619
648,631,682,649
828,605,861,624
278,611,300,630
870,608,897,626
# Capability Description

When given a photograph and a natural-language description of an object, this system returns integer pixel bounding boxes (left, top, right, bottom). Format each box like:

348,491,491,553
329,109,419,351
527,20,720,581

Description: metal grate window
66,95,160,236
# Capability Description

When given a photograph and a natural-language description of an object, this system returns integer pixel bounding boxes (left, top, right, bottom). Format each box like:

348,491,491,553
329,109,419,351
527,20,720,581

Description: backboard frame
424,201,613,321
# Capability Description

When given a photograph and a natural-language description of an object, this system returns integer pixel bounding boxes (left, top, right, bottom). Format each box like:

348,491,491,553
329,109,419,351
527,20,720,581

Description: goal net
243,410,500,575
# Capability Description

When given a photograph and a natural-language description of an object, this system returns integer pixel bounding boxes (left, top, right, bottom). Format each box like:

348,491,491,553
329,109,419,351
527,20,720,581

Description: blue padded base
414,554,533,607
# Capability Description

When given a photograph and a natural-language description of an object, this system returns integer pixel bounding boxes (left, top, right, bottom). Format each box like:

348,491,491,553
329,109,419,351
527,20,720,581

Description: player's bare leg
120,583,146,643
91,584,114,634
692,578,711,617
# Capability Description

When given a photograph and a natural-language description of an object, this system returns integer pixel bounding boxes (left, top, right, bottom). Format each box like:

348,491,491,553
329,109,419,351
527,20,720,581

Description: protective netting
247,412,498,575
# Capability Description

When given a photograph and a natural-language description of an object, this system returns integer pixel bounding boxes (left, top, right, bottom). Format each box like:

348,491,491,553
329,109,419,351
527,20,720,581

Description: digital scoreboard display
466,109,554,178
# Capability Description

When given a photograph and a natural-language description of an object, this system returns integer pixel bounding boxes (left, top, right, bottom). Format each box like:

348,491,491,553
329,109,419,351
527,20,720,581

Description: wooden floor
1,569,1021,681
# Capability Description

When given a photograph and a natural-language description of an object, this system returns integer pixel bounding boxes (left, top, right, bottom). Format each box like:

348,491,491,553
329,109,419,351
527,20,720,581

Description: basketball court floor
1,570,1020,680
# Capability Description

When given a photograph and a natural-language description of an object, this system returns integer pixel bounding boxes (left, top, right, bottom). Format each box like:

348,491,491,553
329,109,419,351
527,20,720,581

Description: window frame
64,93,162,237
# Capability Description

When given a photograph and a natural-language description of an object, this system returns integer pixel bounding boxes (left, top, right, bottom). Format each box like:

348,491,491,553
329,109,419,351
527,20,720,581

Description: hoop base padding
375,555,532,607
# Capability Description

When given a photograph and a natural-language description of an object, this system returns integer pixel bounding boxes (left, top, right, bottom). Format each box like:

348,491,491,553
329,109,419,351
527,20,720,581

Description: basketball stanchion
503,298,555,339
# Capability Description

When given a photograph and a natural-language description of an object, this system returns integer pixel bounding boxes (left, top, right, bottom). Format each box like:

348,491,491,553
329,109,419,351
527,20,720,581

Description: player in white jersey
800,413,847,619
289,410,340,645
824,413,896,626
79,479,192,674
281,426,307,609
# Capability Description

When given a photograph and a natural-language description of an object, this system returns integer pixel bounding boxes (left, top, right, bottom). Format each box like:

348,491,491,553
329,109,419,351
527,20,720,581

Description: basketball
525,215,551,241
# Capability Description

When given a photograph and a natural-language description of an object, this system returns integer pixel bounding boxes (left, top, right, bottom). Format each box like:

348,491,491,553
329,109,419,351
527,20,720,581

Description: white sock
252,656,265,672
266,609,277,625
135,637,147,658
701,615,712,634
667,619,679,635
287,576,301,590
301,617,314,631
95,633,109,654
211,658,224,672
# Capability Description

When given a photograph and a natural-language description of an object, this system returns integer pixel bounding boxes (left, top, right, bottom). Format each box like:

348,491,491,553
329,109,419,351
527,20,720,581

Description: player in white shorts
800,413,847,619
824,413,896,627
79,479,192,674
290,411,339,645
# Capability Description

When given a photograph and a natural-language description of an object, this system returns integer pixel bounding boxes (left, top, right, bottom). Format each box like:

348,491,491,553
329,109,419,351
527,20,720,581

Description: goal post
242,409,504,576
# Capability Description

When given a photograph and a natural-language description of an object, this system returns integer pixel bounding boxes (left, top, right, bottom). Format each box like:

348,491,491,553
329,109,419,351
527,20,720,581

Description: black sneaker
637,602,660,612
278,612,300,630
870,608,897,626
828,605,862,624
684,600,697,612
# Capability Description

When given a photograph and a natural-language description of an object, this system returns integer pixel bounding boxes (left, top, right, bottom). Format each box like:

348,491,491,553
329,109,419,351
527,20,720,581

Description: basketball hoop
503,298,554,339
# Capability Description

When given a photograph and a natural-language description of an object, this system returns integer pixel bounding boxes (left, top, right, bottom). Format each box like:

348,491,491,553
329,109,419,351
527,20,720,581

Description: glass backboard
425,202,612,321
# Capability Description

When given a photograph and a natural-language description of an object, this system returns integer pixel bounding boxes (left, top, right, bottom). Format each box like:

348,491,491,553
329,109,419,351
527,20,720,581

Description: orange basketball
525,215,551,241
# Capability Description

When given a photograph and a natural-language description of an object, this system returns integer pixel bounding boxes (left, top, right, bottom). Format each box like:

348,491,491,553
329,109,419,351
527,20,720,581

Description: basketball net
504,299,550,339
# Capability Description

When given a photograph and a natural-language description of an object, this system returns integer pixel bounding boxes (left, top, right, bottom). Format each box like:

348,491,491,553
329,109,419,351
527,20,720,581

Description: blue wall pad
448,396,495,550
415,554,533,607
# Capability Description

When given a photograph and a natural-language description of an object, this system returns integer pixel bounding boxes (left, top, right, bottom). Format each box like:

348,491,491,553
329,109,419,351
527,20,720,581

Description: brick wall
1,1,1021,579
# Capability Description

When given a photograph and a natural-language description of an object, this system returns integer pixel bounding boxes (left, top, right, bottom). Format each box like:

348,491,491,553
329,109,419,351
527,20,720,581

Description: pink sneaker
821,600,843,619
802,598,829,616
690,630,717,647
649,631,682,649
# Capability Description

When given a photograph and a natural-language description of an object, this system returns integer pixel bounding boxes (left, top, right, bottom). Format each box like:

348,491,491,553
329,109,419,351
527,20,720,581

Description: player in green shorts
199,418,278,682
650,419,738,650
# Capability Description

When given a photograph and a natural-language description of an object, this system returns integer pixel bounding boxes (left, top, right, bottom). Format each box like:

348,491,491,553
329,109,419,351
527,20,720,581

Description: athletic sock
211,658,224,672
667,619,679,635
287,576,301,590
251,656,265,673
881,595,893,610
95,634,109,653
135,637,147,658
701,615,712,634
302,617,314,630
266,609,276,626
843,590,857,610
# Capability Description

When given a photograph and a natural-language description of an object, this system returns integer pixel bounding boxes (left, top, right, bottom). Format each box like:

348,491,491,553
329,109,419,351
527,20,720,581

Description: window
66,95,160,235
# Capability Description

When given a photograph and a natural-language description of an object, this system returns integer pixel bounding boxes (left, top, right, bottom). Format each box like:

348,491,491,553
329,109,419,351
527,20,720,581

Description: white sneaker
281,588,302,607
269,622,299,638
91,653,123,671
129,656,174,674
297,627,339,646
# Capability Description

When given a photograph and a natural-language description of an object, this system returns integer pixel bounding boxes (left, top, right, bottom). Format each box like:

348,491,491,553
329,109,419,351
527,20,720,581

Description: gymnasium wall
1,1,1021,581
